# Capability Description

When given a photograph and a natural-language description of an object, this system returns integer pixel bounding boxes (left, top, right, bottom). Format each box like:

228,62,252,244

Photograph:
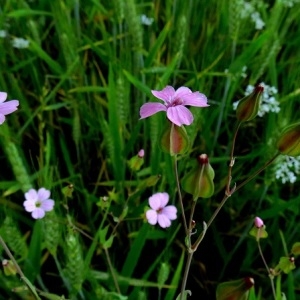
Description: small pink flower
0,92,19,125
138,149,145,158
140,86,208,126
146,192,177,228
23,188,55,219
254,216,264,228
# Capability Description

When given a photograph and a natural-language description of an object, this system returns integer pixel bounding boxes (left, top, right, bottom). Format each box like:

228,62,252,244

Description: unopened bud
182,154,215,200
254,216,264,228
138,149,145,158
2,259,17,276
236,84,263,122
160,122,190,155
277,122,300,157
216,277,254,300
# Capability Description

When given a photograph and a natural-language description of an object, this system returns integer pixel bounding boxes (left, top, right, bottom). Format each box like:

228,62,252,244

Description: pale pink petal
167,105,193,126
0,92,7,103
156,192,169,207
0,114,5,124
181,92,209,107
25,189,38,201
41,199,54,211
174,87,192,99
140,102,166,119
0,100,19,114
23,199,37,212
151,86,175,103
146,209,158,225
37,188,50,201
148,193,162,210
157,214,171,228
32,208,45,219
162,206,177,220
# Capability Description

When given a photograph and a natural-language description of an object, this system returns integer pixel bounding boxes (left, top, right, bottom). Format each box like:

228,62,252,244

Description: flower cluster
140,14,154,26
237,0,265,30
0,92,19,124
23,188,55,219
233,83,280,117
274,155,300,184
0,29,30,49
146,192,177,228
140,86,208,127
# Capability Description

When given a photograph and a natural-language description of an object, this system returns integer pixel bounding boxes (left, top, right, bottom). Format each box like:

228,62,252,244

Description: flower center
166,96,183,108
35,201,41,208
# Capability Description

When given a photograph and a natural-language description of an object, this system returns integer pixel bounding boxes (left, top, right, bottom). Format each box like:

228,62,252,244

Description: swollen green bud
291,242,300,256
182,154,215,200
277,122,300,156
160,122,190,156
2,259,17,276
236,84,264,122
274,257,295,274
216,277,255,300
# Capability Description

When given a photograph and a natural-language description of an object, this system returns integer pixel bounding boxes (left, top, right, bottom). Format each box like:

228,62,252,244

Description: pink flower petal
41,199,54,211
0,100,19,115
157,192,169,207
146,209,158,225
23,199,37,212
25,189,38,201
162,206,177,220
140,102,166,119
0,114,5,124
181,92,209,107
157,214,171,228
173,87,192,99
167,105,193,126
37,188,50,201
32,208,45,219
148,193,162,210
151,86,175,103
0,92,7,103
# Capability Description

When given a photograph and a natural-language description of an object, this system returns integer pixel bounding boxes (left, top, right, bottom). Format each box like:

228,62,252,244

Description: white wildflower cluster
233,82,280,117
140,14,154,26
274,155,300,184
0,29,30,49
279,0,300,7
238,0,265,30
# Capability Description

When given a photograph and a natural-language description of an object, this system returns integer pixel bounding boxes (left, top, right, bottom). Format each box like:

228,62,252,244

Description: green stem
174,155,188,235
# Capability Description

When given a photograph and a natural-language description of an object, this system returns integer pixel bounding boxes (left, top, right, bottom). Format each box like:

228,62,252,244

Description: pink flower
254,216,264,228
138,149,145,158
0,92,19,125
23,188,55,219
140,86,208,126
146,192,177,228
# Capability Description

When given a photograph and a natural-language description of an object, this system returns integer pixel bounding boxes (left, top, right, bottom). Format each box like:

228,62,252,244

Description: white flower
275,156,300,184
140,14,154,26
11,37,30,49
0,30,7,38
251,12,265,30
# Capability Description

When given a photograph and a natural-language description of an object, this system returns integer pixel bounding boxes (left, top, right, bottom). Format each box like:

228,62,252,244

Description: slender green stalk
174,156,188,235
257,238,276,299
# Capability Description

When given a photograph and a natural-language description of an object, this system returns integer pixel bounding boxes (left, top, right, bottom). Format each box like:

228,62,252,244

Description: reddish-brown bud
236,84,263,122
277,122,300,157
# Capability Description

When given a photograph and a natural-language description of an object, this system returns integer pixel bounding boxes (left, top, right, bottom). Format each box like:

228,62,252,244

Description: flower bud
291,242,300,256
2,259,17,276
274,256,295,274
254,216,264,228
128,149,144,171
182,154,215,200
160,122,190,156
236,84,264,122
277,122,300,157
216,277,254,300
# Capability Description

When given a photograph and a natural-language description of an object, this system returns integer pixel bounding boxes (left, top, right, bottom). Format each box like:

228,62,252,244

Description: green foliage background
0,0,300,299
